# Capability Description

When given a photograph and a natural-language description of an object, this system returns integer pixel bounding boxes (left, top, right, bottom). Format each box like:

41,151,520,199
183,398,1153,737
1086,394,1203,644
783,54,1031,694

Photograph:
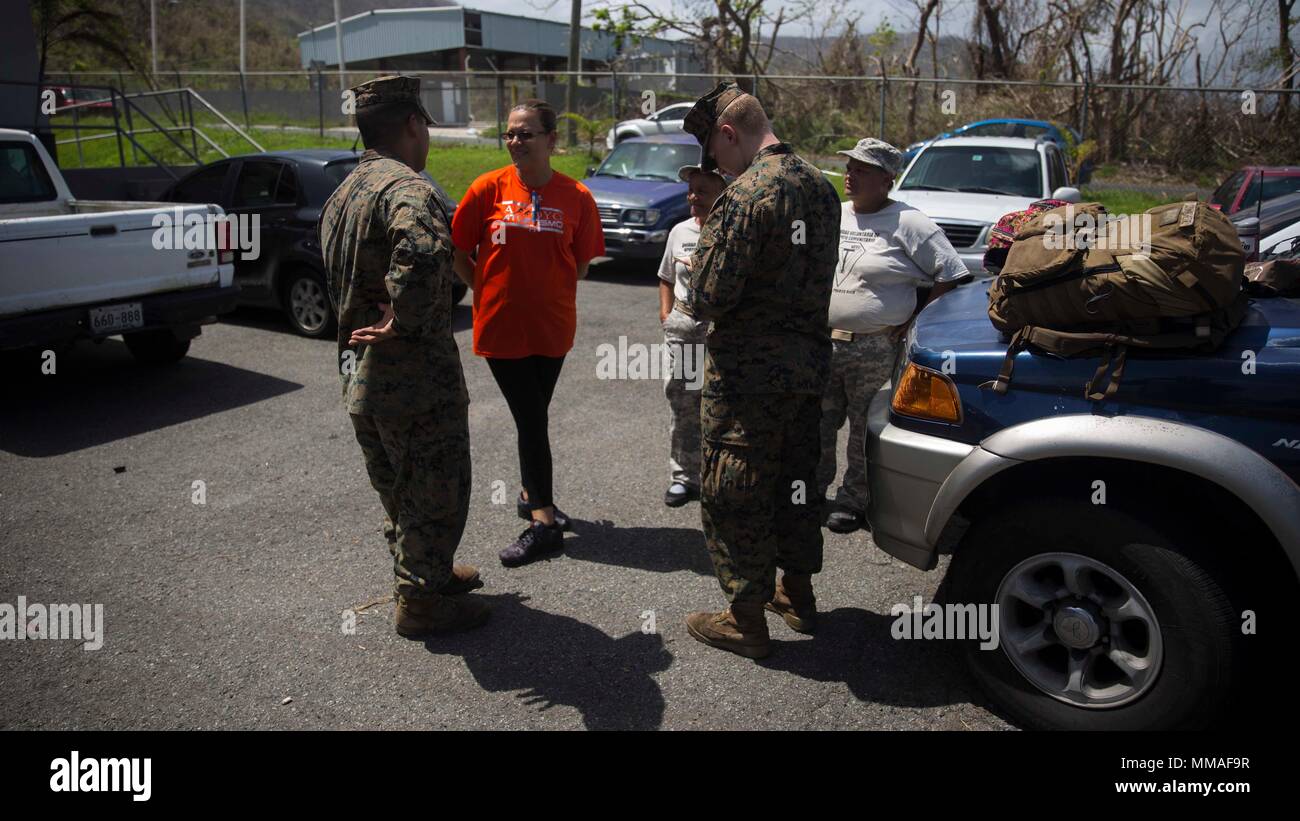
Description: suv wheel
282,270,335,338
949,498,1237,730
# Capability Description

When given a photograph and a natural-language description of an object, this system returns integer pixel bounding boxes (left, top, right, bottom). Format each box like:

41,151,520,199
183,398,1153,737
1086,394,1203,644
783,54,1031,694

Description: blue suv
582,134,700,260
866,279,1300,730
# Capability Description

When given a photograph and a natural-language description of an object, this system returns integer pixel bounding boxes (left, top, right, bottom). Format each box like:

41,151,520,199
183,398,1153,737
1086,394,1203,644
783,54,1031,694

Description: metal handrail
186,89,264,152
32,84,258,170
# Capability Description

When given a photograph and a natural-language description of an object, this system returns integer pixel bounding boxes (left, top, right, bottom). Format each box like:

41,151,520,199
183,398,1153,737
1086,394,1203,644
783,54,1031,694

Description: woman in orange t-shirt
451,99,604,568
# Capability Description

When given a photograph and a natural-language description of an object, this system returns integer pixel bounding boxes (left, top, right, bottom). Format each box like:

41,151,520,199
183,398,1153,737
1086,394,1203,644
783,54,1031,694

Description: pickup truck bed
0,127,237,360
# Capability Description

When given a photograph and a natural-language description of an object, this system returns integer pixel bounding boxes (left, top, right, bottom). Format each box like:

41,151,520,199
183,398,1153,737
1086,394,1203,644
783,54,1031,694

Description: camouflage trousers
350,405,470,600
700,391,824,604
817,331,899,515
662,308,708,487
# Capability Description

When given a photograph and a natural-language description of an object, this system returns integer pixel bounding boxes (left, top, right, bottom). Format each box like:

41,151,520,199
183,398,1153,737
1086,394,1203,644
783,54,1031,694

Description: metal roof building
297,5,697,75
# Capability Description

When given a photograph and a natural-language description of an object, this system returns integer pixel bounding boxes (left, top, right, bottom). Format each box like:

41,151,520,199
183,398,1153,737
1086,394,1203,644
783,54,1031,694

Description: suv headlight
891,362,962,423
623,208,660,225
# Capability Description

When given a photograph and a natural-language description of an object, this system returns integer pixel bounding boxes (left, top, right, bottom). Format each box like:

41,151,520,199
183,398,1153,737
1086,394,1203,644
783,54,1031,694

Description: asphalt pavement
0,259,1010,730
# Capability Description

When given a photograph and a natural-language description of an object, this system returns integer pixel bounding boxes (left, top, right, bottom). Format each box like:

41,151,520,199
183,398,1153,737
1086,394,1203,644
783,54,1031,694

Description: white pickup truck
0,128,238,363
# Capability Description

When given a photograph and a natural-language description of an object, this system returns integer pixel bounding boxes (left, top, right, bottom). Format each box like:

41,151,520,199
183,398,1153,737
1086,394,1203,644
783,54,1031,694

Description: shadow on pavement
759,606,985,714
422,592,673,730
0,340,302,457
221,301,474,335
564,518,713,576
585,257,660,285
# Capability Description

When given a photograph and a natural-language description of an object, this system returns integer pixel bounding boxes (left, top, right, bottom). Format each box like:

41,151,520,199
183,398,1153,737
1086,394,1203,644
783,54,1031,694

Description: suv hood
583,175,685,208
909,280,1300,420
892,189,1037,225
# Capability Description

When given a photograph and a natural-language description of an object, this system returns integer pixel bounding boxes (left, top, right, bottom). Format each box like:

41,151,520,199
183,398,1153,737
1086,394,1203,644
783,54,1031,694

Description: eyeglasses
505,130,547,143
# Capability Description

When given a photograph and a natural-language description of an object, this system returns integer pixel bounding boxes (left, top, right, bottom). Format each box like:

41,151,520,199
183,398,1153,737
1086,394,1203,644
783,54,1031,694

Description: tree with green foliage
560,111,615,160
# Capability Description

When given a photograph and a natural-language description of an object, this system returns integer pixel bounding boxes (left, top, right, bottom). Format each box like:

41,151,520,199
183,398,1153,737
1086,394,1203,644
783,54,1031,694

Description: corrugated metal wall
299,8,464,68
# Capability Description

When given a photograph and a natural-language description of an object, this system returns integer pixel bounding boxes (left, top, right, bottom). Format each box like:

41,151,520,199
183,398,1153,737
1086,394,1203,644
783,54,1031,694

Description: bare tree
1277,0,1296,120
592,0,813,93
32,0,143,85
902,0,941,142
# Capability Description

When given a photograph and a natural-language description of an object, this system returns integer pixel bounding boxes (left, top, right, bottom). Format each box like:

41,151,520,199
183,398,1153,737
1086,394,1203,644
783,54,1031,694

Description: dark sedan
163,149,464,337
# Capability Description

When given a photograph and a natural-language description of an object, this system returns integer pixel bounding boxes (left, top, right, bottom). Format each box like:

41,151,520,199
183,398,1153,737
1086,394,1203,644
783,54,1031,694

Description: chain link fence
38,68,1300,179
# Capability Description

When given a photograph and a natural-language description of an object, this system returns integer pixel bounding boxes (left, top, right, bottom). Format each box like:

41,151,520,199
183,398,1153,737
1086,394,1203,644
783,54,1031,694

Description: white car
605,102,694,150
890,136,1082,275
1261,219,1300,258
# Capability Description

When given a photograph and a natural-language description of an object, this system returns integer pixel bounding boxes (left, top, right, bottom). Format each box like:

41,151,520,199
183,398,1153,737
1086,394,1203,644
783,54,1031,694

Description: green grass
1079,188,1177,214
49,121,1177,217
50,119,594,200
52,116,352,169
426,144,592,200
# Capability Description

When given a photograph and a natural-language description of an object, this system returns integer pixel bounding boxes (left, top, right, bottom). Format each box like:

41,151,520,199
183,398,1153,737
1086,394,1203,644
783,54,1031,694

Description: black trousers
486,354,566,510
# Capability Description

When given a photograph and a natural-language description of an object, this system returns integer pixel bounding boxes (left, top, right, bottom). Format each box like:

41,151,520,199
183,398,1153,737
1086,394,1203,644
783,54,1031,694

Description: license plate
88,302,144,334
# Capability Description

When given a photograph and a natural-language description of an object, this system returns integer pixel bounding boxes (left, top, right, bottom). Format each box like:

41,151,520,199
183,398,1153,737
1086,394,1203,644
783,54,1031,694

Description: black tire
281,269,335,338
452,281,468,305
949,498,1237,730
123,329,191,365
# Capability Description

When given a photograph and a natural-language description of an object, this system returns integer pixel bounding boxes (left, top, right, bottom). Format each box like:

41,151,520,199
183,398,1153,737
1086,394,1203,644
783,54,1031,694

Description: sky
464,0,1277,83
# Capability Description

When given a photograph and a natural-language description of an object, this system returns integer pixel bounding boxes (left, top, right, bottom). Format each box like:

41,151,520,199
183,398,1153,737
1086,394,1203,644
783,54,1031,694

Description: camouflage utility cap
351,74,435,125
684,82,748,171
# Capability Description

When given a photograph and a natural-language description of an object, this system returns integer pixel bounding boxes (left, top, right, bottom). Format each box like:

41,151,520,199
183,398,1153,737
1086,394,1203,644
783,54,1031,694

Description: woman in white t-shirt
657,166,727,507
818,138,968,533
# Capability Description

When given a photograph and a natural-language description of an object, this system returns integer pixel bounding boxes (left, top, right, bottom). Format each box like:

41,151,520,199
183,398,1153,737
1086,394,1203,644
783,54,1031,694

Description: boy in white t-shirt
819,138,968,533
657,165,727,507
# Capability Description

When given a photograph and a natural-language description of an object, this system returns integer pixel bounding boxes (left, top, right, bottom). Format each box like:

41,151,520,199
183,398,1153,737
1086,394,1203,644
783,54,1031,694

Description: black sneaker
516,493,571,531
664,482,699,507
499,521,565,568
824,506,864,534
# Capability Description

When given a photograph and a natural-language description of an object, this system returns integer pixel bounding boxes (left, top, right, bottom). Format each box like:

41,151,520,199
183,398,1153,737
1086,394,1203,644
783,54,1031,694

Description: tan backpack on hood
986,200,1247,400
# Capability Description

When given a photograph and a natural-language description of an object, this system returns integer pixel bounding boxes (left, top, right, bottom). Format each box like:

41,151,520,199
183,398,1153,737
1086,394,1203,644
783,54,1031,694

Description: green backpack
986,200,1248,400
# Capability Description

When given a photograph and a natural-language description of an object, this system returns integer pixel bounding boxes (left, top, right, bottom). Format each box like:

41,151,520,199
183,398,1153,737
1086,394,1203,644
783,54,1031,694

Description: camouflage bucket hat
837,138,903,176
683,81,747,172
351,74,435,125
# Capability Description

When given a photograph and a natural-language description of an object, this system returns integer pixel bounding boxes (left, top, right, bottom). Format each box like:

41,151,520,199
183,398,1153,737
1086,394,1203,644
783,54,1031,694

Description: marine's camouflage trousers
663,308,709,487
700,391,824,604
817,331,899,514
350,405,470,599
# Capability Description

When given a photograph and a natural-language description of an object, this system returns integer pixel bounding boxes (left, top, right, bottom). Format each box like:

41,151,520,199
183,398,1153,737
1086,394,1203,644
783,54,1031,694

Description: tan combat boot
765,573,817,633
685,601,771,659
394,593,490,638
438,564,483,596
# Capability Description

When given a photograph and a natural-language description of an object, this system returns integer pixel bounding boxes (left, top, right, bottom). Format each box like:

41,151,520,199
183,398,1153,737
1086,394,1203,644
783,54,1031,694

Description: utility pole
238,0,249,127
565,1,580,146
150,0,158,77
334,0,347,91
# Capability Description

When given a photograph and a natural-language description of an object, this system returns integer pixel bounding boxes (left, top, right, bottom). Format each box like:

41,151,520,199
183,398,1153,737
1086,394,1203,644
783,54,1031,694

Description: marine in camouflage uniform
318,76,477,612
683,83,842,655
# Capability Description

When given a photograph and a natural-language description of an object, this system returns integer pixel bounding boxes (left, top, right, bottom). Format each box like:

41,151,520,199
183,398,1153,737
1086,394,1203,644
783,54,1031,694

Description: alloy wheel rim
995,552,1163,709
290,278,328,332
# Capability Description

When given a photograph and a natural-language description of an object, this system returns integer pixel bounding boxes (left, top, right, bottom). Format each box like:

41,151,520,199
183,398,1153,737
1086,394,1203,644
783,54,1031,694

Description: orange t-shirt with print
451,166,605,358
